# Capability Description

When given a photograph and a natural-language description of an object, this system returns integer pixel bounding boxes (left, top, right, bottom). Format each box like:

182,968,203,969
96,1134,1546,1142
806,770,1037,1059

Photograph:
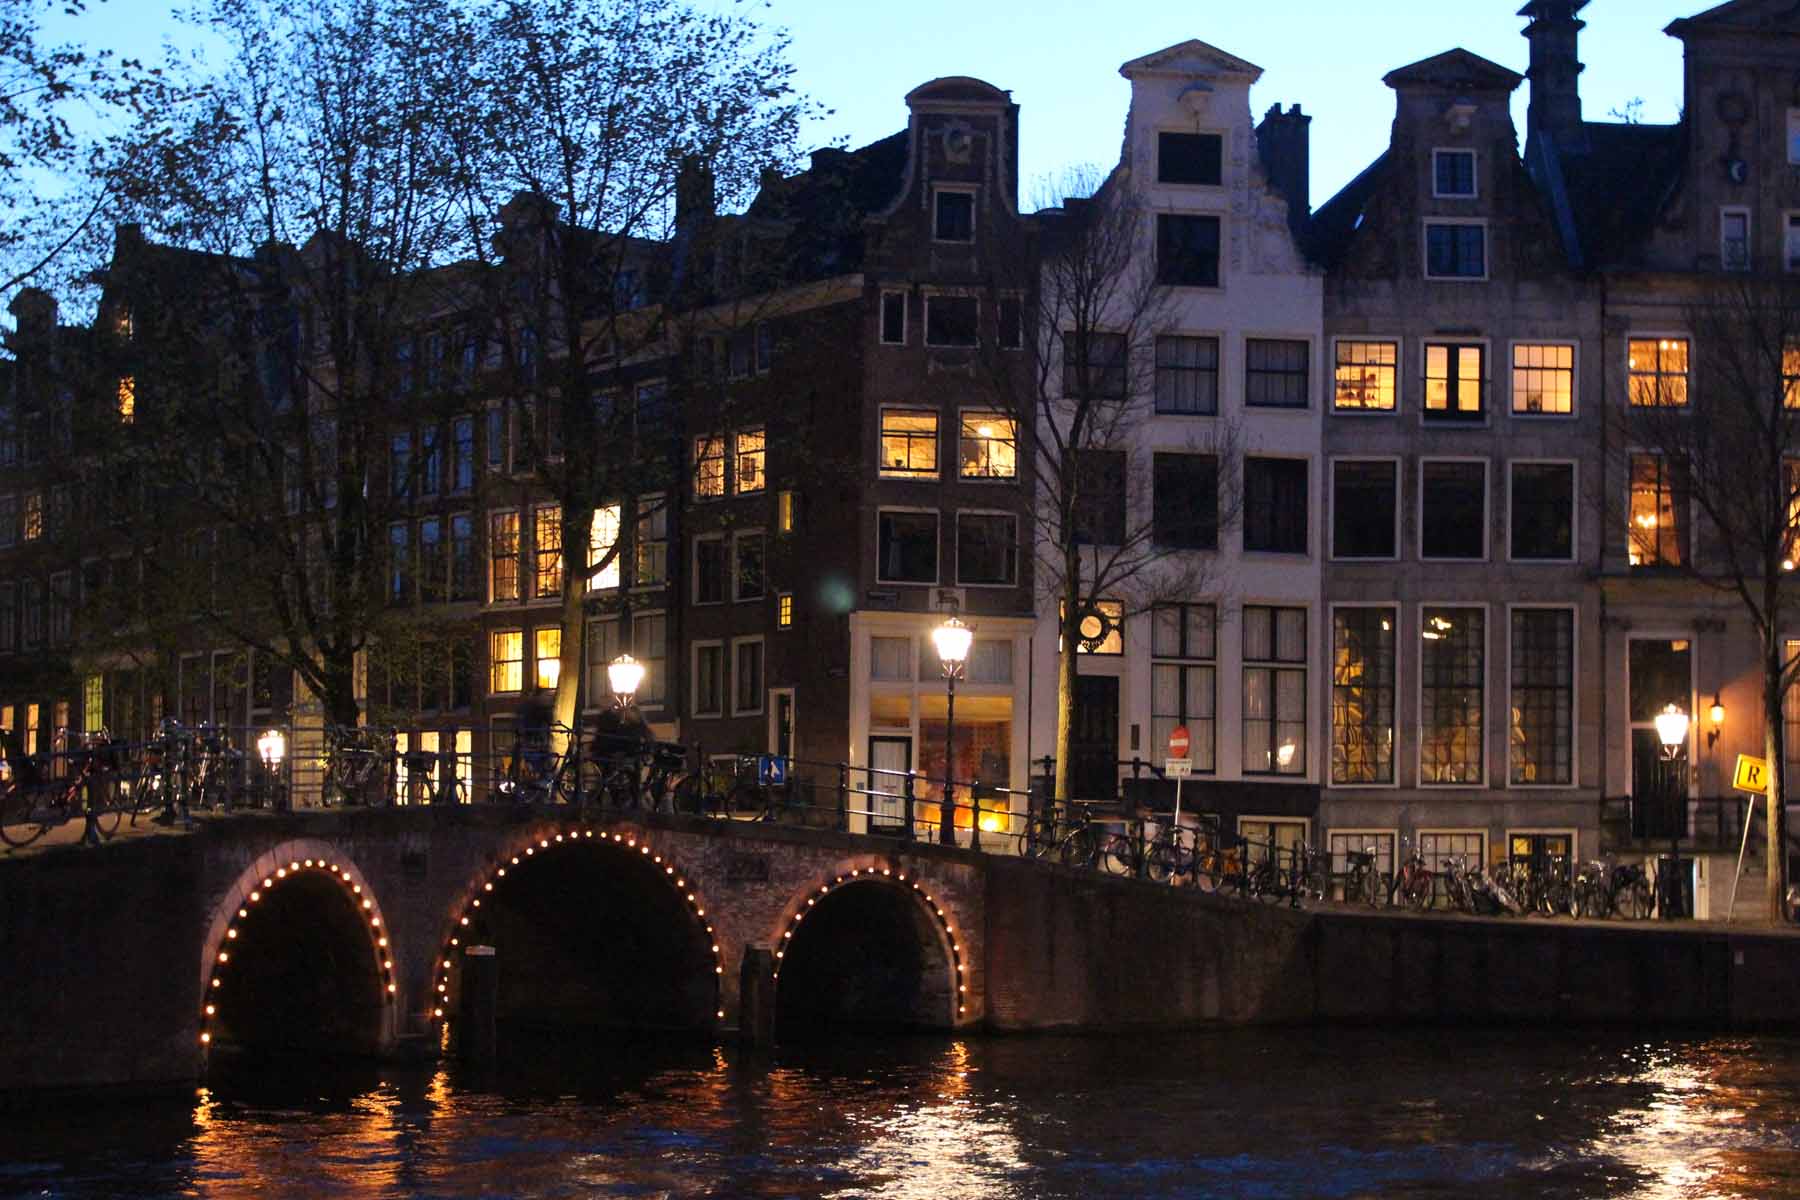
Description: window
390,433,411,498
20,579,41,649
635,496,667,585
1152,453,1218,550
1788,346,1800,410
452,416,474,491
694,435,725,498
777,593,794,628
693,642,724,717
1420,606,1484,785
1156,213,1221,287
925,295,978,347
633,613,667,705
1155,335,1218,414
776,490,796,535
450,514,476,601
957,512,1017,585
733,639,764,715
117,375,134,423
1628,339,1689,407
1722,208,1750,272
489,630,523,693
958,414,1016,479
0,583,12,652
0,494,13,548
1068,598,1124,655
871,636,911,680
695,535,726,604
533,504,562,598
420,427,441,497
934,189,975,242
880,290,906,344
1629,453,1686,567
1157,131,1222,186
1420,460,1487,560
47,572,69,647
1417,830,1486,874
1511,343,1573,415
1243,339,1310,408
1424,343,1484,420
998,297,1023,350
485,405,506,472
1790,109,1800,165
1332,607,1396,784
1424,221,1485,279
1063,331,1128,400
588,503,621,590
1243,606,1306,776
877,510,938,584
1243,458,1308,554
1333,341,1397,411
1433,148,1476,198
1511,608,1574,786
1073,449,1127,546
734,532,765,600
83,674,103,733
489,512,519,602
1787,214,1800,272
735,428,766,494
1152,603,1216,773
1628,638,1690,800
418,517,443,602
880,409,938,478
534,627,561,691
1331,460,1397,559
585,616,621,704
22,490,42,541
1510,462,1574,560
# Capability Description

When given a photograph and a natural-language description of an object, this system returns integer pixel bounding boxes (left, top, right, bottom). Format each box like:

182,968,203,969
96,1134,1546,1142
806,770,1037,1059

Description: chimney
1519,0,1589,156
1255,103,1312,245
676,155,716,233
8,287,56,338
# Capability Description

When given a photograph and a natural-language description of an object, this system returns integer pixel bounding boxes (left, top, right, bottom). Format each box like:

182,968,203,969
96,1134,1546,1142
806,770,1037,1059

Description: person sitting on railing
589,702,651,809
508,701,556,800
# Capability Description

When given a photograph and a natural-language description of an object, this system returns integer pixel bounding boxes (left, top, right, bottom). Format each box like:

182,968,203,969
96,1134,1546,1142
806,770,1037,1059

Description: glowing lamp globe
932,616,974,667
608,653,646,703
1653,703,1690,751
257,728,286,769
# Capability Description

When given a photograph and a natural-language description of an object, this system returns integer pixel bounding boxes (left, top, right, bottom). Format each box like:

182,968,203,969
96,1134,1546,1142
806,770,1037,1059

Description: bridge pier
737,946,777,1046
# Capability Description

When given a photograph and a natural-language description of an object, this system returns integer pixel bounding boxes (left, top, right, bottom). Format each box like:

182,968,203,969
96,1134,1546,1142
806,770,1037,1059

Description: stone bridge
5,807,1800,1092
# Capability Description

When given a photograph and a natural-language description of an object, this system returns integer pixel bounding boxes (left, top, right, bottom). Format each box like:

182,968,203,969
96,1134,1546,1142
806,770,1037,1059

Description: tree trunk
322,653,360,729
1052,550,1081,803
1765,645,1791,923
549,502,594,760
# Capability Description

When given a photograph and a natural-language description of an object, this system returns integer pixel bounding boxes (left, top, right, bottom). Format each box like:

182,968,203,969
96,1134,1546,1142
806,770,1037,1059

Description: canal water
4,1029,1800,1198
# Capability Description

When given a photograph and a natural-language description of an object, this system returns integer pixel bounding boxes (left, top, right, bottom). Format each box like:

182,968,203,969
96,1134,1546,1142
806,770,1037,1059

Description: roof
740,130,910,279
1382,48,1523,93
1306,151,1389,269
1666,0,1800,37
1119,39,1262,83
1534,120,1684,269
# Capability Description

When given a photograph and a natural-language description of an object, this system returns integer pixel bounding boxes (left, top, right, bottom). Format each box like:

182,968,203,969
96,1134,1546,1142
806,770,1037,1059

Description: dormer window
933,189,975,243
1432,149,1476,198
1157,132,1222,186
1424,220,1486,280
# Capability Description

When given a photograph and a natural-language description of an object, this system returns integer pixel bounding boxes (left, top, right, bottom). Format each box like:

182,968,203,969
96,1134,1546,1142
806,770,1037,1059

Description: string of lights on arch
432,826,726,1025
200,857,397,1048
773,865,968,1019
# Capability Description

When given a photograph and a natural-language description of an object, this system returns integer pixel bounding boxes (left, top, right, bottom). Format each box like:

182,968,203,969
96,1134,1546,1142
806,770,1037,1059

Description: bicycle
1571,858,1654,920
1387,838,1435,912
1021,799,1109,869
1342,849,1385,907
0,732,123,848
323,724,393,806
496,722,583,806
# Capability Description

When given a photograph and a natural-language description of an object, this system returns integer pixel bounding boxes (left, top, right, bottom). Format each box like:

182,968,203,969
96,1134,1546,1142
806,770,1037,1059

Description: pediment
1382,48,1523,94
1119,39,1262,84
1667,0,1800,37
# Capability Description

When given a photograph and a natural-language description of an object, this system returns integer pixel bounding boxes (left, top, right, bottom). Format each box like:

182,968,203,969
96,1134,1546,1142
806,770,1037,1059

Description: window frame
1431,147,1477,199
954,509,1019,588
730,635,766,717
1328,456,1401,562
487,508,520,604
1243,336,1313,410
1421,339,1488,423
732,529,766,602
1626,449,1688,569
1154,332,1221,416
879,407,940,480
875,507,940,586
1331,337,1401,414
1151,450,1220,552
1508,339,1578,418
1507,603,1579,789
1626,335,1690,409
691,639,725,719
1150,601,1218,776
693,533,727,606
1422,218,1488,282
1241,603,1309,778
1721,205,1752,272
956,410,1018,481
1506,458,1578,564
1155,212,1223,289
1418,456,1490,563
1416,602,1488,788
923,291,980,348
1242,455,1311,556
532,502,562,599
488,628,524,695
1329,602,1400,788
734,427,766,495
693,433,726,500
932,186,977,244
879,289,907,345
1156,129,1224,187
1626,633,1695,798
532,625,562,692
632,610,668,709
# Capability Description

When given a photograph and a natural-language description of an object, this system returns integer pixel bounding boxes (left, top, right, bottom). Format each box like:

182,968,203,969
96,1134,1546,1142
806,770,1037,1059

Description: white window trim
878,405,941,481
732,528,766,603
922,289,981,349
953,508,1019,589
1506,458,1580,564
879,289,908,346
631,492,668,592
1417,456,1489,563
1152,210,1227,291
732,427,766,496
931,185,978,246
486,506,520,606
692,532,727,606
1415,600,1490,789
1327,456,1402,563
691,638,725,719
1154,125,1227,188
1419,336,1491,424
1624,333,1691,410
1421,217,1489,282
1327,602,1402,789
955,408,1019,483
1623,443,1692,569
1329,335,1403,416
1721,205,1752,272
1430,147,1478,199
1242,333,1318,412
1235,815,1311,856
1240,453,1314,559
767,686,797,755
876,506,941,587
1625,630,1696,798
730,635,766,717
1415,827,1490,871
488,627,525,695
1506,338,1579,419
691,431,727,501
1502,828,1580,867
1505,602,1580,790
631,608,669,713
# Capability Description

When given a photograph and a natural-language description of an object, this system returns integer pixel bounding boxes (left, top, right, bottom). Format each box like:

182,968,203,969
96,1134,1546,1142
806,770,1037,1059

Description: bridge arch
432,823,722,1033
199,839,399,1058
771,859,967,1034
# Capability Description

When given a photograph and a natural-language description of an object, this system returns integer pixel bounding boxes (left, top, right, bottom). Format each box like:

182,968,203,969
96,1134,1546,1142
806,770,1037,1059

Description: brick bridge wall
4,808,1800,1093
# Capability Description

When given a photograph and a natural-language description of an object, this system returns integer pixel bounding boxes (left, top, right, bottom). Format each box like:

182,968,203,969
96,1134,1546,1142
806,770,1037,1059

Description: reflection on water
5,1029,1800,1198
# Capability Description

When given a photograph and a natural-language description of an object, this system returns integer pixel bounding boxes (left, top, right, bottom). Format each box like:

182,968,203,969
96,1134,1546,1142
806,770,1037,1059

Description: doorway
1072,674,1120,801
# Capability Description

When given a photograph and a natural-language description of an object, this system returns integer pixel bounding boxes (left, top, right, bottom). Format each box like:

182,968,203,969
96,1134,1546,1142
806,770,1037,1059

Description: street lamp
257,728,287,812
1654,703,1690,920
607,653,645,708
931,615,973,848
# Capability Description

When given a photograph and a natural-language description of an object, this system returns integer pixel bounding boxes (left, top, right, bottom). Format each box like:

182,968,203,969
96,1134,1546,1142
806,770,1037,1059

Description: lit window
958,414,1016,479
1333,341,1397,411
1511,344,1573,414
1419,607,1484,785
777,490,796,534
489,630,523,693
1628,339,1689,407
694,435,725,497
880,410,938,478
117,376,135,423
1331,607,1394,784
22,491,42,541
735,428,765,494
489,512,519,602
588,503,621,590
1629,453,1685,567
1424,222,1485,279
1424,343,1484,420
1243,606,1306,775
1784,343,1800,409
633,496,666,585
1064,598,1124,655
533,504,561,598
777,593,794,628
534,628,561,691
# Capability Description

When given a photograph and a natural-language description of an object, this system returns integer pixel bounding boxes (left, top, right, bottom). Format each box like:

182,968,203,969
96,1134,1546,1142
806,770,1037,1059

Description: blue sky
47,0,1703,208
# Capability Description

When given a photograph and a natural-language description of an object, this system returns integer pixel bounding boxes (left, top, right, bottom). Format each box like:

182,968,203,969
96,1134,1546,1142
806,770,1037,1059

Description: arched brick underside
437,825,721,1033
200,842,398,1060
773,865,963,1034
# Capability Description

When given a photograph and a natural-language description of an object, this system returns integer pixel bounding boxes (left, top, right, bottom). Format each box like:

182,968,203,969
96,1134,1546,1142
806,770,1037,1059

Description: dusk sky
46,0,1703,208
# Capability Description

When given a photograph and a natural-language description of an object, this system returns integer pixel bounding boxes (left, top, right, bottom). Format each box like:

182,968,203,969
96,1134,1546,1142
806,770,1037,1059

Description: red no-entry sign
1168,725,1189,760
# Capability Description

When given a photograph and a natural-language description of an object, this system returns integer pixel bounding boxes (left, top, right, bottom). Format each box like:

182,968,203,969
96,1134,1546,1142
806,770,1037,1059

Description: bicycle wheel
1543,878,1572,917
1145,839,1179,883
1058,825,1098,869
1022,815,1057,859
1096,832,1136,876
1405,870,1436,912
0,785,52,848
1620,877,1653,920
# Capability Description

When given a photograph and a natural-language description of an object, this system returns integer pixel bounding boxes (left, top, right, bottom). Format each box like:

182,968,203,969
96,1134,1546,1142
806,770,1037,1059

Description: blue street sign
758,755,787,786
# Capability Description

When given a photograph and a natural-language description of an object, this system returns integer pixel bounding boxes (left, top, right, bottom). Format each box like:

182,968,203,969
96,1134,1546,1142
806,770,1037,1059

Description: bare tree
1611,273,1800,923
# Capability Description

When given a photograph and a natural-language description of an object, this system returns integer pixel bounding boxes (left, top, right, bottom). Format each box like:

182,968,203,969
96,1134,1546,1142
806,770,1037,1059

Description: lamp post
607,653,645,708
257,728,287,812
1653,702,1690,920
932,615,973,848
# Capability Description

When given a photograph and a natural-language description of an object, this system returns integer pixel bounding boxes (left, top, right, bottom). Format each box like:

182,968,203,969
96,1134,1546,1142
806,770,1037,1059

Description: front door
1071,674,1120,802
868,736,910,833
